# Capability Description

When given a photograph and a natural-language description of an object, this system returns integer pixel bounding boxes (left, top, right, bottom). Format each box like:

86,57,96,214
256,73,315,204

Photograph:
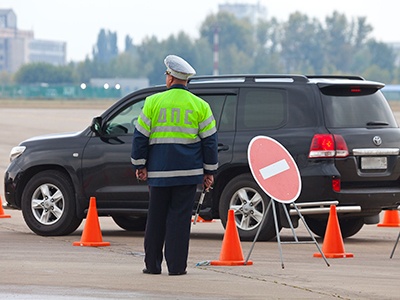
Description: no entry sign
248,136,301,203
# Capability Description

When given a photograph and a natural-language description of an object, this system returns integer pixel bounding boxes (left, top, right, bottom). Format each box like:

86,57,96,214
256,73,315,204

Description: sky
1,0,399,62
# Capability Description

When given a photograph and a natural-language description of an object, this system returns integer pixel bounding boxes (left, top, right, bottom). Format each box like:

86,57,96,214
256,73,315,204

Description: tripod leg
245,200,272,264
272,200,284,269
293,203,330,267
282,203,298,242
390,231,400,259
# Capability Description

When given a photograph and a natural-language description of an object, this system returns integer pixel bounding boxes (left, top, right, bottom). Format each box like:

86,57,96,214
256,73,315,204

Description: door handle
218,143,229,152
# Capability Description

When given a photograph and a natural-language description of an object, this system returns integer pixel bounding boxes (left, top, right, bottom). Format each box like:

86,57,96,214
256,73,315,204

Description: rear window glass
322,90,398,128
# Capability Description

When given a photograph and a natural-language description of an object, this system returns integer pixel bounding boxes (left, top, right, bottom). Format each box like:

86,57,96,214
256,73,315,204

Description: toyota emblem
373,136,382,146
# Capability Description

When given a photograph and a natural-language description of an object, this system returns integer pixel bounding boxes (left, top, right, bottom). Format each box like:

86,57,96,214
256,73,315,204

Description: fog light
332,178,341,192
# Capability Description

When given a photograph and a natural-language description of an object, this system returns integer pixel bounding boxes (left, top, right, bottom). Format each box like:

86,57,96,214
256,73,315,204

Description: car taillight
308,134,349,158
333,134,349,157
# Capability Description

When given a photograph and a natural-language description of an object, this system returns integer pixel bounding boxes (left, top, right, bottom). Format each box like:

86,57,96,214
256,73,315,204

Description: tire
305,216,364,239
219,173,281,241
21,170,82,236
112,215,147,231
304,217,326,238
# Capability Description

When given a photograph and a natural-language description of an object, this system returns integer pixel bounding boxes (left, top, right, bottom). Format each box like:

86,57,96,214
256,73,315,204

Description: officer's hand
136,168,148,181
203,174,214,190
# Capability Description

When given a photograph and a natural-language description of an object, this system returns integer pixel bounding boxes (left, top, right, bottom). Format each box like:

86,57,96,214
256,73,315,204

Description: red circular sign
248,136,301,203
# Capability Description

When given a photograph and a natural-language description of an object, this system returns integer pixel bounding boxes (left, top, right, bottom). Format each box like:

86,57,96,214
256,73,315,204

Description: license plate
361,157,387,170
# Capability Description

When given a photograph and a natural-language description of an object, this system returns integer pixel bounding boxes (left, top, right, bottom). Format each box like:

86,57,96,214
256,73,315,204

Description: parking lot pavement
1,208,400,299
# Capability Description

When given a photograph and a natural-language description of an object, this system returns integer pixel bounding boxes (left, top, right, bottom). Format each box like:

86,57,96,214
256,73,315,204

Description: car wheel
304,217,326,238
219,173,281,241
339,217,364,238
21,170,82,236
112,215,147,231
305,216,364,239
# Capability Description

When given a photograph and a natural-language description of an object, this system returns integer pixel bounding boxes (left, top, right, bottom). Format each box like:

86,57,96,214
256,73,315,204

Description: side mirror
91,117,103,135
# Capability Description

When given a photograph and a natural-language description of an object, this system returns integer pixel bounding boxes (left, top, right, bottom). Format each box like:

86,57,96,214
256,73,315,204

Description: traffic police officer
131,55,218,275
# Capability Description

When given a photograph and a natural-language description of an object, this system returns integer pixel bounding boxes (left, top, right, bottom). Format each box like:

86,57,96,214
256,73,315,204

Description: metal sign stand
246,136,329,268
390,231,400,259
245,197,330,269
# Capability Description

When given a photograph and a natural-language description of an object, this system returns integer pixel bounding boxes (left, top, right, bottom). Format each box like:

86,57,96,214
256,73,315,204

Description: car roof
188,74,385,89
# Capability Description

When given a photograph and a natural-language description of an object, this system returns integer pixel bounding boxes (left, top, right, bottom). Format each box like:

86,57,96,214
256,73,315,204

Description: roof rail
306,75,365,81
188,74,309,84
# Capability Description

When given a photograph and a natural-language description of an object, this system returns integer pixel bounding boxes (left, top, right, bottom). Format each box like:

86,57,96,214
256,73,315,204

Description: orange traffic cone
314,205,353,258
210,209,253,266
73,197,110,247
192,216,214,223
377,210,400,227
0,196,11,218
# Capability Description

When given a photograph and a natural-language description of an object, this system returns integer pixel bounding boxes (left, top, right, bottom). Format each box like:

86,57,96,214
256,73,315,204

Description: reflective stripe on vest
147,168,204,178
203,162,219,171
199,115,217,139
131,157,146,166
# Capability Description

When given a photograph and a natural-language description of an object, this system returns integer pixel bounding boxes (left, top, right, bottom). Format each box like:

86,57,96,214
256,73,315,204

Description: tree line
8,10,400,86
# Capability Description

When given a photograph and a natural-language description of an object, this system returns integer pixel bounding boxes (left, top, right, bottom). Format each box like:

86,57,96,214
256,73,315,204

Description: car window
199,94,237,132
322,90,398,128
104,99,145,136
219,95,237,131
238,88,286,130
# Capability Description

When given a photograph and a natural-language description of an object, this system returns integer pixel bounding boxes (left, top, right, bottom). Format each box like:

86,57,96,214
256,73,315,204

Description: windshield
322,89,398,128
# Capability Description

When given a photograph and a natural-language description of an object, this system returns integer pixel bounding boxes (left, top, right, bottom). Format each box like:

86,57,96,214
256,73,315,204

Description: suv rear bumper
298,175,400,214
289,201,361,216
337,187,400,211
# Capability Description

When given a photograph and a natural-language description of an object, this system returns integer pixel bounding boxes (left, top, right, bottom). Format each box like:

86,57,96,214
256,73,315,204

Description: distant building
0,8,16,29
218,2,267,25
29,39,66,65
0,9,66,73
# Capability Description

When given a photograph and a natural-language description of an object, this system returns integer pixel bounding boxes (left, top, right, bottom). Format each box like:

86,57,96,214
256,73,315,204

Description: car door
80,96,149,210
192,89,238,171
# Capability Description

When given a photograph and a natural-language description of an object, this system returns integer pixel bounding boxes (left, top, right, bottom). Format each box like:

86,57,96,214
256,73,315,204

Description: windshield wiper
366,121,389,126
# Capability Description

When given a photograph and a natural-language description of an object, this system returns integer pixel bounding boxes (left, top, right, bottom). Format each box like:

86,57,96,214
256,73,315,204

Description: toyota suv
5,75,400,241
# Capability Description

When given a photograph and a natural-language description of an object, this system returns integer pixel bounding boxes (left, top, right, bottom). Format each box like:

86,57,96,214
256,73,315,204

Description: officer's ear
166,74,173,87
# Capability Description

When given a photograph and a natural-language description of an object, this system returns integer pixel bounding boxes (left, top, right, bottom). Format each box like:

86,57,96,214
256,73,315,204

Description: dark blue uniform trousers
144,184,197,274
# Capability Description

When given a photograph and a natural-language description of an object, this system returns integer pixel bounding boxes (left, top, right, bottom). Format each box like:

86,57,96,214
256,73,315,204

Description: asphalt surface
1,208,400,299
1,101,400,299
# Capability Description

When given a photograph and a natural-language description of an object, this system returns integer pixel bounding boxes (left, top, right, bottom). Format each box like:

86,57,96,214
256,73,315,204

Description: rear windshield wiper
366,121,389,126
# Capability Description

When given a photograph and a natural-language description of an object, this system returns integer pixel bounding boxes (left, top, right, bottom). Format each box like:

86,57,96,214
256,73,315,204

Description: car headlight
10,146,26,162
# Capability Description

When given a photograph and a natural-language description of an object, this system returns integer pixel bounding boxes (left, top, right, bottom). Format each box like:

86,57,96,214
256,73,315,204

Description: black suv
5,75,400,241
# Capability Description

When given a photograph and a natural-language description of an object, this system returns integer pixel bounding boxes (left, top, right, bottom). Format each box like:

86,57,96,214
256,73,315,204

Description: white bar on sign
259,159,289,180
